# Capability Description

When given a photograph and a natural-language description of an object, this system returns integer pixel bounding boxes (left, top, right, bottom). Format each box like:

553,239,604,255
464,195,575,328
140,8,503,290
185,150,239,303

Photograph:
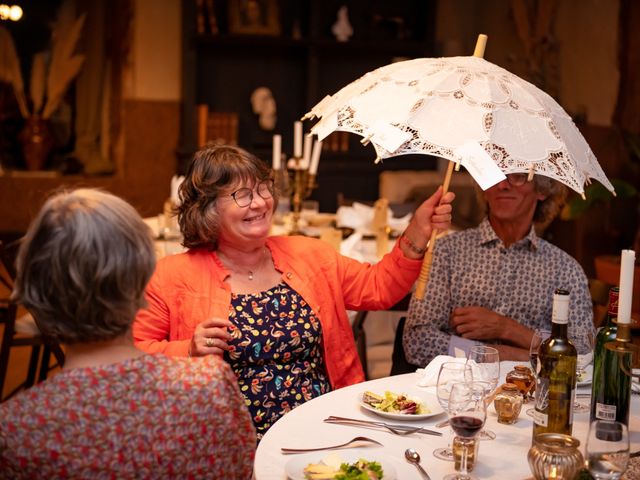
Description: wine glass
586,420,630,479
443,381,488,480
529,329,551,375
433,362,473,461
466,345,499,440
572,330,596,414
526,329,551,416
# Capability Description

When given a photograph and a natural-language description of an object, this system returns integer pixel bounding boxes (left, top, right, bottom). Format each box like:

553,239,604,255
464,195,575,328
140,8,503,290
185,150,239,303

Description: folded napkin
336,202,411,234
340,231,363,260
415,355,467,387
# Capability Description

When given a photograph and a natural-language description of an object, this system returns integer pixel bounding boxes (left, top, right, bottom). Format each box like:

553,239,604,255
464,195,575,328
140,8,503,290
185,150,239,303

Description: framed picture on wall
228,0,281,36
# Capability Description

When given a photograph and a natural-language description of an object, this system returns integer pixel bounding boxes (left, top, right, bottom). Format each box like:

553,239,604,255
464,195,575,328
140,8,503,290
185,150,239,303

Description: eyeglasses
505,173,528,187
230,179,274,208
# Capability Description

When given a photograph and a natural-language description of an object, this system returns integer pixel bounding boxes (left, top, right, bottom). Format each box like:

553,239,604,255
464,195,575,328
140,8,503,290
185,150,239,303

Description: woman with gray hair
0,189,255,478
133,145,454,439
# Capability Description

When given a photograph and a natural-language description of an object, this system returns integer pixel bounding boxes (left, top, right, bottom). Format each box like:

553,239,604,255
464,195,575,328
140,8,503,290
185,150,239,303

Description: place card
454,140,506,190
370,121,411,154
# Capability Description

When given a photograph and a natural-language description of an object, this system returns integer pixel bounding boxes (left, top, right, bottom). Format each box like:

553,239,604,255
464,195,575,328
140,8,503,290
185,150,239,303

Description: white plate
284,449,396,480
359,389,444,421
577,364,593,386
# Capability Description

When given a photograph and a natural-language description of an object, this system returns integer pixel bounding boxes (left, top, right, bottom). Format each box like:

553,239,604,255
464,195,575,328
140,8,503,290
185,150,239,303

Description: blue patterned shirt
404,218,594,366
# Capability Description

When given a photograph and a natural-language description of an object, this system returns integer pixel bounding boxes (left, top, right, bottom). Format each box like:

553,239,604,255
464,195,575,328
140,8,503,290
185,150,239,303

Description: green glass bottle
532,289,577,438
589,287,631,425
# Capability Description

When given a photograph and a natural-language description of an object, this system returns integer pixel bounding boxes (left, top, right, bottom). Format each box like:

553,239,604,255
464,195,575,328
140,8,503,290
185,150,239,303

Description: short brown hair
12,189,156,344
178,145,277,250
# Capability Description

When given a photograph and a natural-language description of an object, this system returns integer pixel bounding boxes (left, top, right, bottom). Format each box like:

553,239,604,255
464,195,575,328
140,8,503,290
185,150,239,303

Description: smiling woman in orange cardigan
133,145,454,439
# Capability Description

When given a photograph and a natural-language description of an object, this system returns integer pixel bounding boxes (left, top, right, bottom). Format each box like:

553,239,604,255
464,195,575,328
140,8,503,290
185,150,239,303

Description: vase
18,115,54,171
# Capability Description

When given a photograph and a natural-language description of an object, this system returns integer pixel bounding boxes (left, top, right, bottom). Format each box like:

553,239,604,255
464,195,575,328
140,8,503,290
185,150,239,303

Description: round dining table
254,361,640,479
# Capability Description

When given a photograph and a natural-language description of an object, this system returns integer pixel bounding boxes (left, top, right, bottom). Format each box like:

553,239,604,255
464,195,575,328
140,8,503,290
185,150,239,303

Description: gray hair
12,189,156,344
477,175,568,233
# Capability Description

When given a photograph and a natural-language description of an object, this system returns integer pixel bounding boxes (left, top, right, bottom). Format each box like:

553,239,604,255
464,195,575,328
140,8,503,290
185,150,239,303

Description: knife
324,415,442,436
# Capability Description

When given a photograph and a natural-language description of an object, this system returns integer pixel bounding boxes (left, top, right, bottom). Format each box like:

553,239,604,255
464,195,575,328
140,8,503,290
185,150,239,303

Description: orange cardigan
133,235,421,389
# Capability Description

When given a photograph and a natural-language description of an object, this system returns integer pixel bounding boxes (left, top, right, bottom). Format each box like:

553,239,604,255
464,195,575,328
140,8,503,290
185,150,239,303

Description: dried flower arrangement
0,1,86,120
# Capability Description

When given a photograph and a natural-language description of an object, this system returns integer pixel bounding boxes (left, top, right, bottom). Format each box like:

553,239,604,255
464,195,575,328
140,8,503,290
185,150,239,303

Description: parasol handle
414,161,455,300
473,34,488,58
414,33,488,301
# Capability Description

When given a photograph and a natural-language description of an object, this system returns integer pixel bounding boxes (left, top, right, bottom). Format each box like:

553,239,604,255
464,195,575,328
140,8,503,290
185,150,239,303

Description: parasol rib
413,34,488,301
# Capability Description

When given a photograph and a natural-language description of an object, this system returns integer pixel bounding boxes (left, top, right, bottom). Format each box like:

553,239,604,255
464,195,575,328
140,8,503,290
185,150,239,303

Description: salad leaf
334,459,384,479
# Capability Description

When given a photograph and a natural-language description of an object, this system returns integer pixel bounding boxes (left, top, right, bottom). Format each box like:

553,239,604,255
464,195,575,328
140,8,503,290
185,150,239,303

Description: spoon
405,448,431,480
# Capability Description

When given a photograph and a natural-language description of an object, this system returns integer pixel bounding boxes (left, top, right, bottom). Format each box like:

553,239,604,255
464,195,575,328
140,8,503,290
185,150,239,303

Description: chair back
390,316,421,376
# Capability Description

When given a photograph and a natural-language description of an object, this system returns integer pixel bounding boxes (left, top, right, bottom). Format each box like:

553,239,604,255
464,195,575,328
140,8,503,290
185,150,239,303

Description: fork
324,416,441,436
280,436,383,454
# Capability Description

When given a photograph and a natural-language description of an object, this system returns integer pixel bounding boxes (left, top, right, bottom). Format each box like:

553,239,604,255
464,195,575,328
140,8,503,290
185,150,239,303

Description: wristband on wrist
400,232,427,255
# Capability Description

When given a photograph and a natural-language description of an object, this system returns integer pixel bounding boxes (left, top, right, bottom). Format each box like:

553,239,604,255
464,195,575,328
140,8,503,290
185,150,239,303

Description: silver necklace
219,249,268,281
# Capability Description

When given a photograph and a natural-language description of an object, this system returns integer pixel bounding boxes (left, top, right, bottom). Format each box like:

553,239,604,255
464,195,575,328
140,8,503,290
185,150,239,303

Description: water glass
586,420,630,480
466,345,499,440
433,362,473,461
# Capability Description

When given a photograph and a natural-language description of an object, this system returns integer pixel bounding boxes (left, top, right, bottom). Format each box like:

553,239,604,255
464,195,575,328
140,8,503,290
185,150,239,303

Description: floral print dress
225,282,332,439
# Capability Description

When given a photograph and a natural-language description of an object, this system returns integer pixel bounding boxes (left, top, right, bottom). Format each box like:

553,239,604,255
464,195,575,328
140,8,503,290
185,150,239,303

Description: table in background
254,362,640,479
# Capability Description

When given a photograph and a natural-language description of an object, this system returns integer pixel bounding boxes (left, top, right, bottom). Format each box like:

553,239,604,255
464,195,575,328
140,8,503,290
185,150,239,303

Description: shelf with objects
180,0,438,213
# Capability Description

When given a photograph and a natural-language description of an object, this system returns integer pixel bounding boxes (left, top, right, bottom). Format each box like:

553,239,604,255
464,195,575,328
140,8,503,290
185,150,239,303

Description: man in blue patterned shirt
404,173,594,366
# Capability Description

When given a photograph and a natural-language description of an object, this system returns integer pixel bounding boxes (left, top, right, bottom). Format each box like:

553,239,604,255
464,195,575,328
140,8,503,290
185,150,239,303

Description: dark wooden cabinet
180,0,438,211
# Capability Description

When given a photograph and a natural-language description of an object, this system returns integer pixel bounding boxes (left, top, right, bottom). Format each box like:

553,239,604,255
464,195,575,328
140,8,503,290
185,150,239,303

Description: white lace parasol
307,55,614,196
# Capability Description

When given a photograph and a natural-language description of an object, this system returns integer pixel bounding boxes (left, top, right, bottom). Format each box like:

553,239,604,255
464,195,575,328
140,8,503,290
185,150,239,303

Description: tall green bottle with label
590,287,631,425
532,289,577,438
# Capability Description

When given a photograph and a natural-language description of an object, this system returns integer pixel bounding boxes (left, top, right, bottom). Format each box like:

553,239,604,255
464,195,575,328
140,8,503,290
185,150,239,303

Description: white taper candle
302,133,312,169
617,249,636,324
294,121,303,158
309,139,322,175
272,134,281,170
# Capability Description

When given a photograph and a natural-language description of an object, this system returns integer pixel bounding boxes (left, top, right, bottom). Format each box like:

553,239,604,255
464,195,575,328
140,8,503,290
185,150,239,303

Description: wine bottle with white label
532,289,577,439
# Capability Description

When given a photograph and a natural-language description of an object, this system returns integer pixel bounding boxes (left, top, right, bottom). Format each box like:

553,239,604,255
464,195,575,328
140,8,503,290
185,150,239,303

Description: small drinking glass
444,381,488,480
433,362,473,461
466,345,499,440
586,420,630,480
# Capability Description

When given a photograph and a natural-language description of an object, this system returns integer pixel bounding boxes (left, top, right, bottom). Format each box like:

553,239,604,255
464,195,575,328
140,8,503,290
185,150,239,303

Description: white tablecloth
254,361,640,479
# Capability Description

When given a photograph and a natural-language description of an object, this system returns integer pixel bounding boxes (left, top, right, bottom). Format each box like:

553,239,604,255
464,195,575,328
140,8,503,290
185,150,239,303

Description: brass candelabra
275,156,317,235
605,323,640,379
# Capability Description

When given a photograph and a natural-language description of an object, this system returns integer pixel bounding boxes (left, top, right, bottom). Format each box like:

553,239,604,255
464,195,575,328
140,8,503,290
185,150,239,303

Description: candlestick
272,134,282,170
301,133,312,169
294,121,303,158
617,249,636,325
309,139,322,175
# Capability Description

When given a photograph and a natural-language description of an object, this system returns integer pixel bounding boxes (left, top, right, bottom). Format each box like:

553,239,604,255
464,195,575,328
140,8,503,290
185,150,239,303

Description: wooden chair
390,316,421,376
0,239,64,401
351,294,411,380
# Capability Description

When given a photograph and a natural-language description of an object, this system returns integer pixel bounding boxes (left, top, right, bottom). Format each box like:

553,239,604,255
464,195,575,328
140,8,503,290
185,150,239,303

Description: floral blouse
225,282,331,439
0,354,255,479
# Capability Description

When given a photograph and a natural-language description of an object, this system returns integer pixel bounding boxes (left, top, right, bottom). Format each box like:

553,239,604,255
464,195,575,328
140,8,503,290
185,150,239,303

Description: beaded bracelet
400,232,427,256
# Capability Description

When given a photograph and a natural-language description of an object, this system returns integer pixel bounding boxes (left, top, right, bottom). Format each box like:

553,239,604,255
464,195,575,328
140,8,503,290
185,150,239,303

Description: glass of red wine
444,381,488,480
434,362,474,461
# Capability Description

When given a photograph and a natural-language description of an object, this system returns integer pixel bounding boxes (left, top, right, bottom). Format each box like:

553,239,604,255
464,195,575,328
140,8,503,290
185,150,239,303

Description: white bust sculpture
250,86,277,131
332,6,353,42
